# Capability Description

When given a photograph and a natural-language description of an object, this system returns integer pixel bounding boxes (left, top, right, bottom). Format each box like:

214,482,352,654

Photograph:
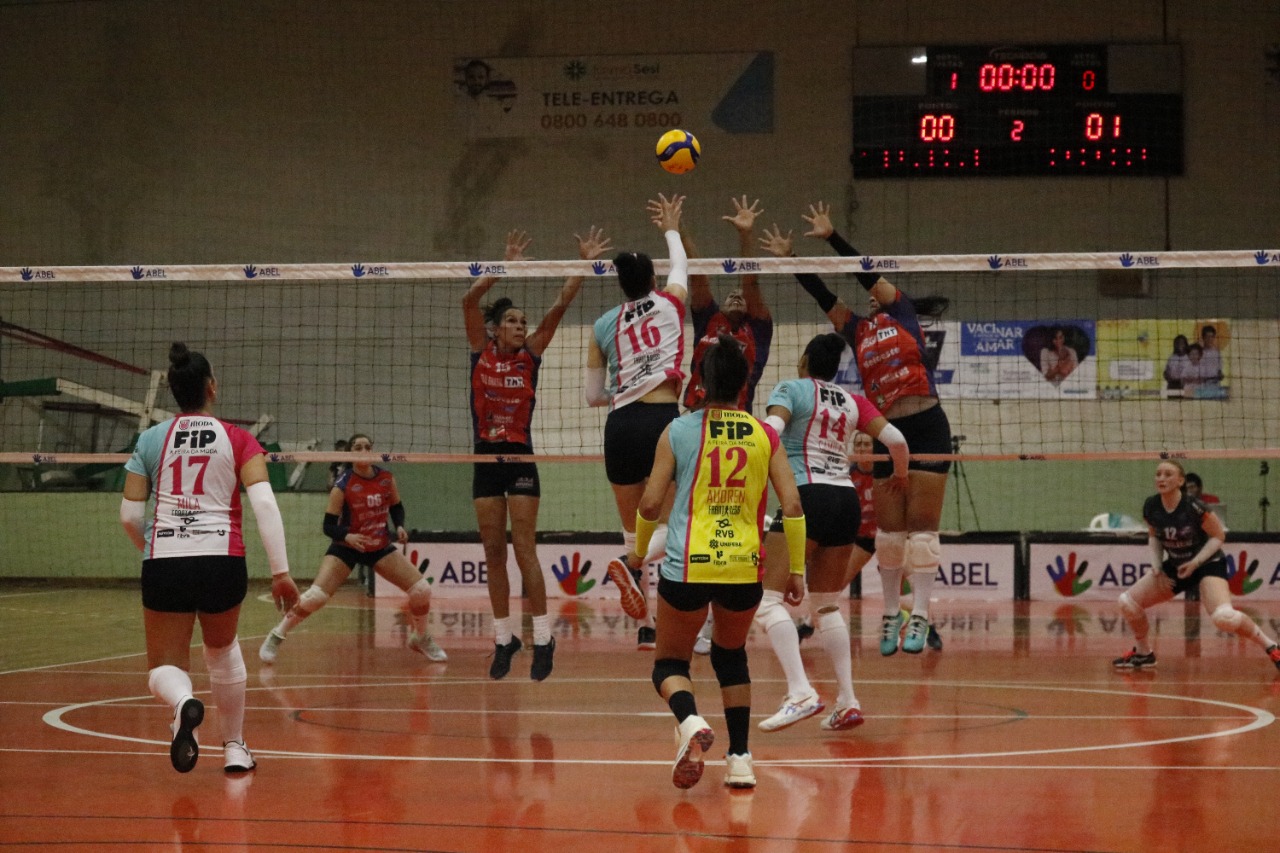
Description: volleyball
656,129,701,174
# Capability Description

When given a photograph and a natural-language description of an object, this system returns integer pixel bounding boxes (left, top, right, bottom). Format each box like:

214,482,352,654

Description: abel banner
1095,319,1231,400
379,542,639,599
1028,542,1280,601
858,543,1017,601
452,53,774,138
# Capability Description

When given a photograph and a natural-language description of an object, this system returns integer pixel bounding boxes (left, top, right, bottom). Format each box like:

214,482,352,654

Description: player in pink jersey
466,226,612,681
762,202,953,657
258,432,446,665
587,194,689,649
121,343,298,774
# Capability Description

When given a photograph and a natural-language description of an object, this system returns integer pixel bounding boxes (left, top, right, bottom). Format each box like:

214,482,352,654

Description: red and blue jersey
470,339,540,446
841,291,936,410
334,467,396,552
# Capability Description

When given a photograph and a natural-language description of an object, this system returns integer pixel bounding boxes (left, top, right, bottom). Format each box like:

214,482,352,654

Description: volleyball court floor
1,581,1277,852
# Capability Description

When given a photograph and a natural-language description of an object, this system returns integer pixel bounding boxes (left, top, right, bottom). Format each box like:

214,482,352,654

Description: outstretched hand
648,193,684,232
758,224,794,257
576,225,612,260
722,195,763,232
801,201,834,239
503,229,533,261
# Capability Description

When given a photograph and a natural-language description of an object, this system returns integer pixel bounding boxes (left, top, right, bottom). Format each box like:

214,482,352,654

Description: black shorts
767,484,859,548
874,403,952,477
141,555,248,614
1163,557,1230,596
658,576,764,613
853,534,876,554
473,441,541,499
604,401,680,485
326,542,397,569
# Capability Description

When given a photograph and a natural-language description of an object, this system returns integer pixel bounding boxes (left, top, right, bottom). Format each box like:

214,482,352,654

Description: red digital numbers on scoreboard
851,43,1182,177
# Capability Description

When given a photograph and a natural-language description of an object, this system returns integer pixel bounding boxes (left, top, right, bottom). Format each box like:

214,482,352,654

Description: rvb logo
550,551,596,596
1118,253,1159,268
243,264,281,279
1046,552,1092,597
19,267,55,281
130,266,167,279
591,261,612,275
351,263,389,277
1254,250,1280,265
468,263,507,276
1225,550,1264,595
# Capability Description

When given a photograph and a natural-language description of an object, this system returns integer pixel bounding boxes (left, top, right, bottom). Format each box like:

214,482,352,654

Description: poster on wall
1028,541,1280,601
453,53,774,139
1096,319,1231,400
948,319,1096,399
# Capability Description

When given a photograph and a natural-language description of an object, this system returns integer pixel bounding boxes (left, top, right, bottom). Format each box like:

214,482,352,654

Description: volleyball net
2,250,1278,575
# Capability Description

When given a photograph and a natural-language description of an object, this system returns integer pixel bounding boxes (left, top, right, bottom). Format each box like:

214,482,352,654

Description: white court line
0,590,62,599
40,680,1275,768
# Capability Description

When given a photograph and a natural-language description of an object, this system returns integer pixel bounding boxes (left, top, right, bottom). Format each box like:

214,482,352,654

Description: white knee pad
1211,604,1243,634
808,591,842,616
754,590,792,632
905,532,941,574
1117,592,1144,621
875,530,907,569
203,639,247,686
297,585,330,614
407,578,432,613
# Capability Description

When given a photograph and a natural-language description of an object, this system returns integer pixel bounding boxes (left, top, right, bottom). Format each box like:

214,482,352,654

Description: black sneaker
926,622,943,651
795,618,815,643
1113,648,1156,669
489,636,523,680
637,626,657,650
170,695,204,773
530,637,555,681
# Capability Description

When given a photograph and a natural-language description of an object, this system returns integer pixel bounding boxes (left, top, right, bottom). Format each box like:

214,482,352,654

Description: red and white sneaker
672,715,715,789
1267,644,1280,672
820,705,866,731
607,557,649,621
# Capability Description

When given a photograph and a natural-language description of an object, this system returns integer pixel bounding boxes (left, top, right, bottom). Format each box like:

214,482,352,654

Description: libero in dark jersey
1113,460,1280,672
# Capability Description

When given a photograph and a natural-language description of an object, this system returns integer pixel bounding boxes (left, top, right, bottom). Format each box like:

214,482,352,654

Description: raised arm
724,195,769,319
648,193,688,304
527,226,611,357
803,201,898,308
682,229,713,313
759,223,854,329
462,229,532,352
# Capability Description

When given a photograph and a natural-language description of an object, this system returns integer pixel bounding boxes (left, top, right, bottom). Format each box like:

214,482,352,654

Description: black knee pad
709,642,750,688
652,657,691,693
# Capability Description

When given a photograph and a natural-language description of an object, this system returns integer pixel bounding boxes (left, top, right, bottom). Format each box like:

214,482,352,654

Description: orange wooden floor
2,582,1278,852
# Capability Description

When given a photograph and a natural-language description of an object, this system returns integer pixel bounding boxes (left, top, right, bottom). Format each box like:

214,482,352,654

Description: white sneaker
723,752,756,788
672,714,715,789
409,632,448,662
693,612,713,655
258,630,285,664
223,739,256,773
758,691,825,732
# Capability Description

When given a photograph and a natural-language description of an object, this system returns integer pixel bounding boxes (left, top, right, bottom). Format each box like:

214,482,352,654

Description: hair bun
168,342,190,367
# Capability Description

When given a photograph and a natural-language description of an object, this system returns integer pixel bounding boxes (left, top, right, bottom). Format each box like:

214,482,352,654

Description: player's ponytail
167,342,213,412
613,251,655,300
483,297,515,328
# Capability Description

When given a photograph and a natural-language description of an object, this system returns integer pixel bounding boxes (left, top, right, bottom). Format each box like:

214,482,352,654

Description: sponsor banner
1029,542,1280,600
377,542,644,600
1096,319,1231,400
949,319,1097,399
858,543,1017,600
453,53,774,139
